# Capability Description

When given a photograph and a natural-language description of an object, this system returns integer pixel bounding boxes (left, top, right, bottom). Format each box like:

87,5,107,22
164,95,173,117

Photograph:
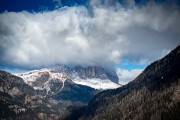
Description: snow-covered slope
17,68,66,83
73,78,120,90
16,68,67,93
16,65,120,90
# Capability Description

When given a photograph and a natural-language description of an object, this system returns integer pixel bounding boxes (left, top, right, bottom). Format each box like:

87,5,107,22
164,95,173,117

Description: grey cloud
0,3,180,69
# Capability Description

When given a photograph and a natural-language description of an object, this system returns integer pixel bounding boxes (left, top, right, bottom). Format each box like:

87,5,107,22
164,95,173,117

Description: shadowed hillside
62,45,180,120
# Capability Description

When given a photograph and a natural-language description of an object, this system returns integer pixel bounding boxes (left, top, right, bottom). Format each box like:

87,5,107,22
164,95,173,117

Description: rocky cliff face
52,65,119,83
72,66,119,83
62,45,180,120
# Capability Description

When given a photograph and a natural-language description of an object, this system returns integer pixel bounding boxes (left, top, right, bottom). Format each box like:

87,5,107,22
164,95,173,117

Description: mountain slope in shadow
63,45,180,120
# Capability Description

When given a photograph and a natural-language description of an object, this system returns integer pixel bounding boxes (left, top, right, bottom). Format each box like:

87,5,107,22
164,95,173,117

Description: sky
0,0,180,84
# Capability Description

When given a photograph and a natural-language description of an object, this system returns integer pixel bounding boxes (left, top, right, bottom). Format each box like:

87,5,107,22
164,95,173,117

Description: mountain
0,65,119,119
16,66,120,90
0,70,39,119
62,45,180,120
0,70,98,120
71,66,120,89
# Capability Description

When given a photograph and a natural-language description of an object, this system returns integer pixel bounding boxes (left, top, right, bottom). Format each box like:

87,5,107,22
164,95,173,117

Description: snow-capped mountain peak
16,65,120,90
16,68,68,93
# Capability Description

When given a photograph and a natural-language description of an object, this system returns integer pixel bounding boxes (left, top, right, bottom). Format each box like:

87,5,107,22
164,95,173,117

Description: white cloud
0,3,180,69
117,68,143,85
110,50,121,64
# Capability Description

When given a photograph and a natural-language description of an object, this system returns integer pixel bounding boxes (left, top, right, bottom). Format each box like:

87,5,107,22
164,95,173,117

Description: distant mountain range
62,45,180,120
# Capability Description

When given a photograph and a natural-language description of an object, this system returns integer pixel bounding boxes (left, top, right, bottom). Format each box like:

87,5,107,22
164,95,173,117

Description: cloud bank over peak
0,1,180,69
117,68,143,85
